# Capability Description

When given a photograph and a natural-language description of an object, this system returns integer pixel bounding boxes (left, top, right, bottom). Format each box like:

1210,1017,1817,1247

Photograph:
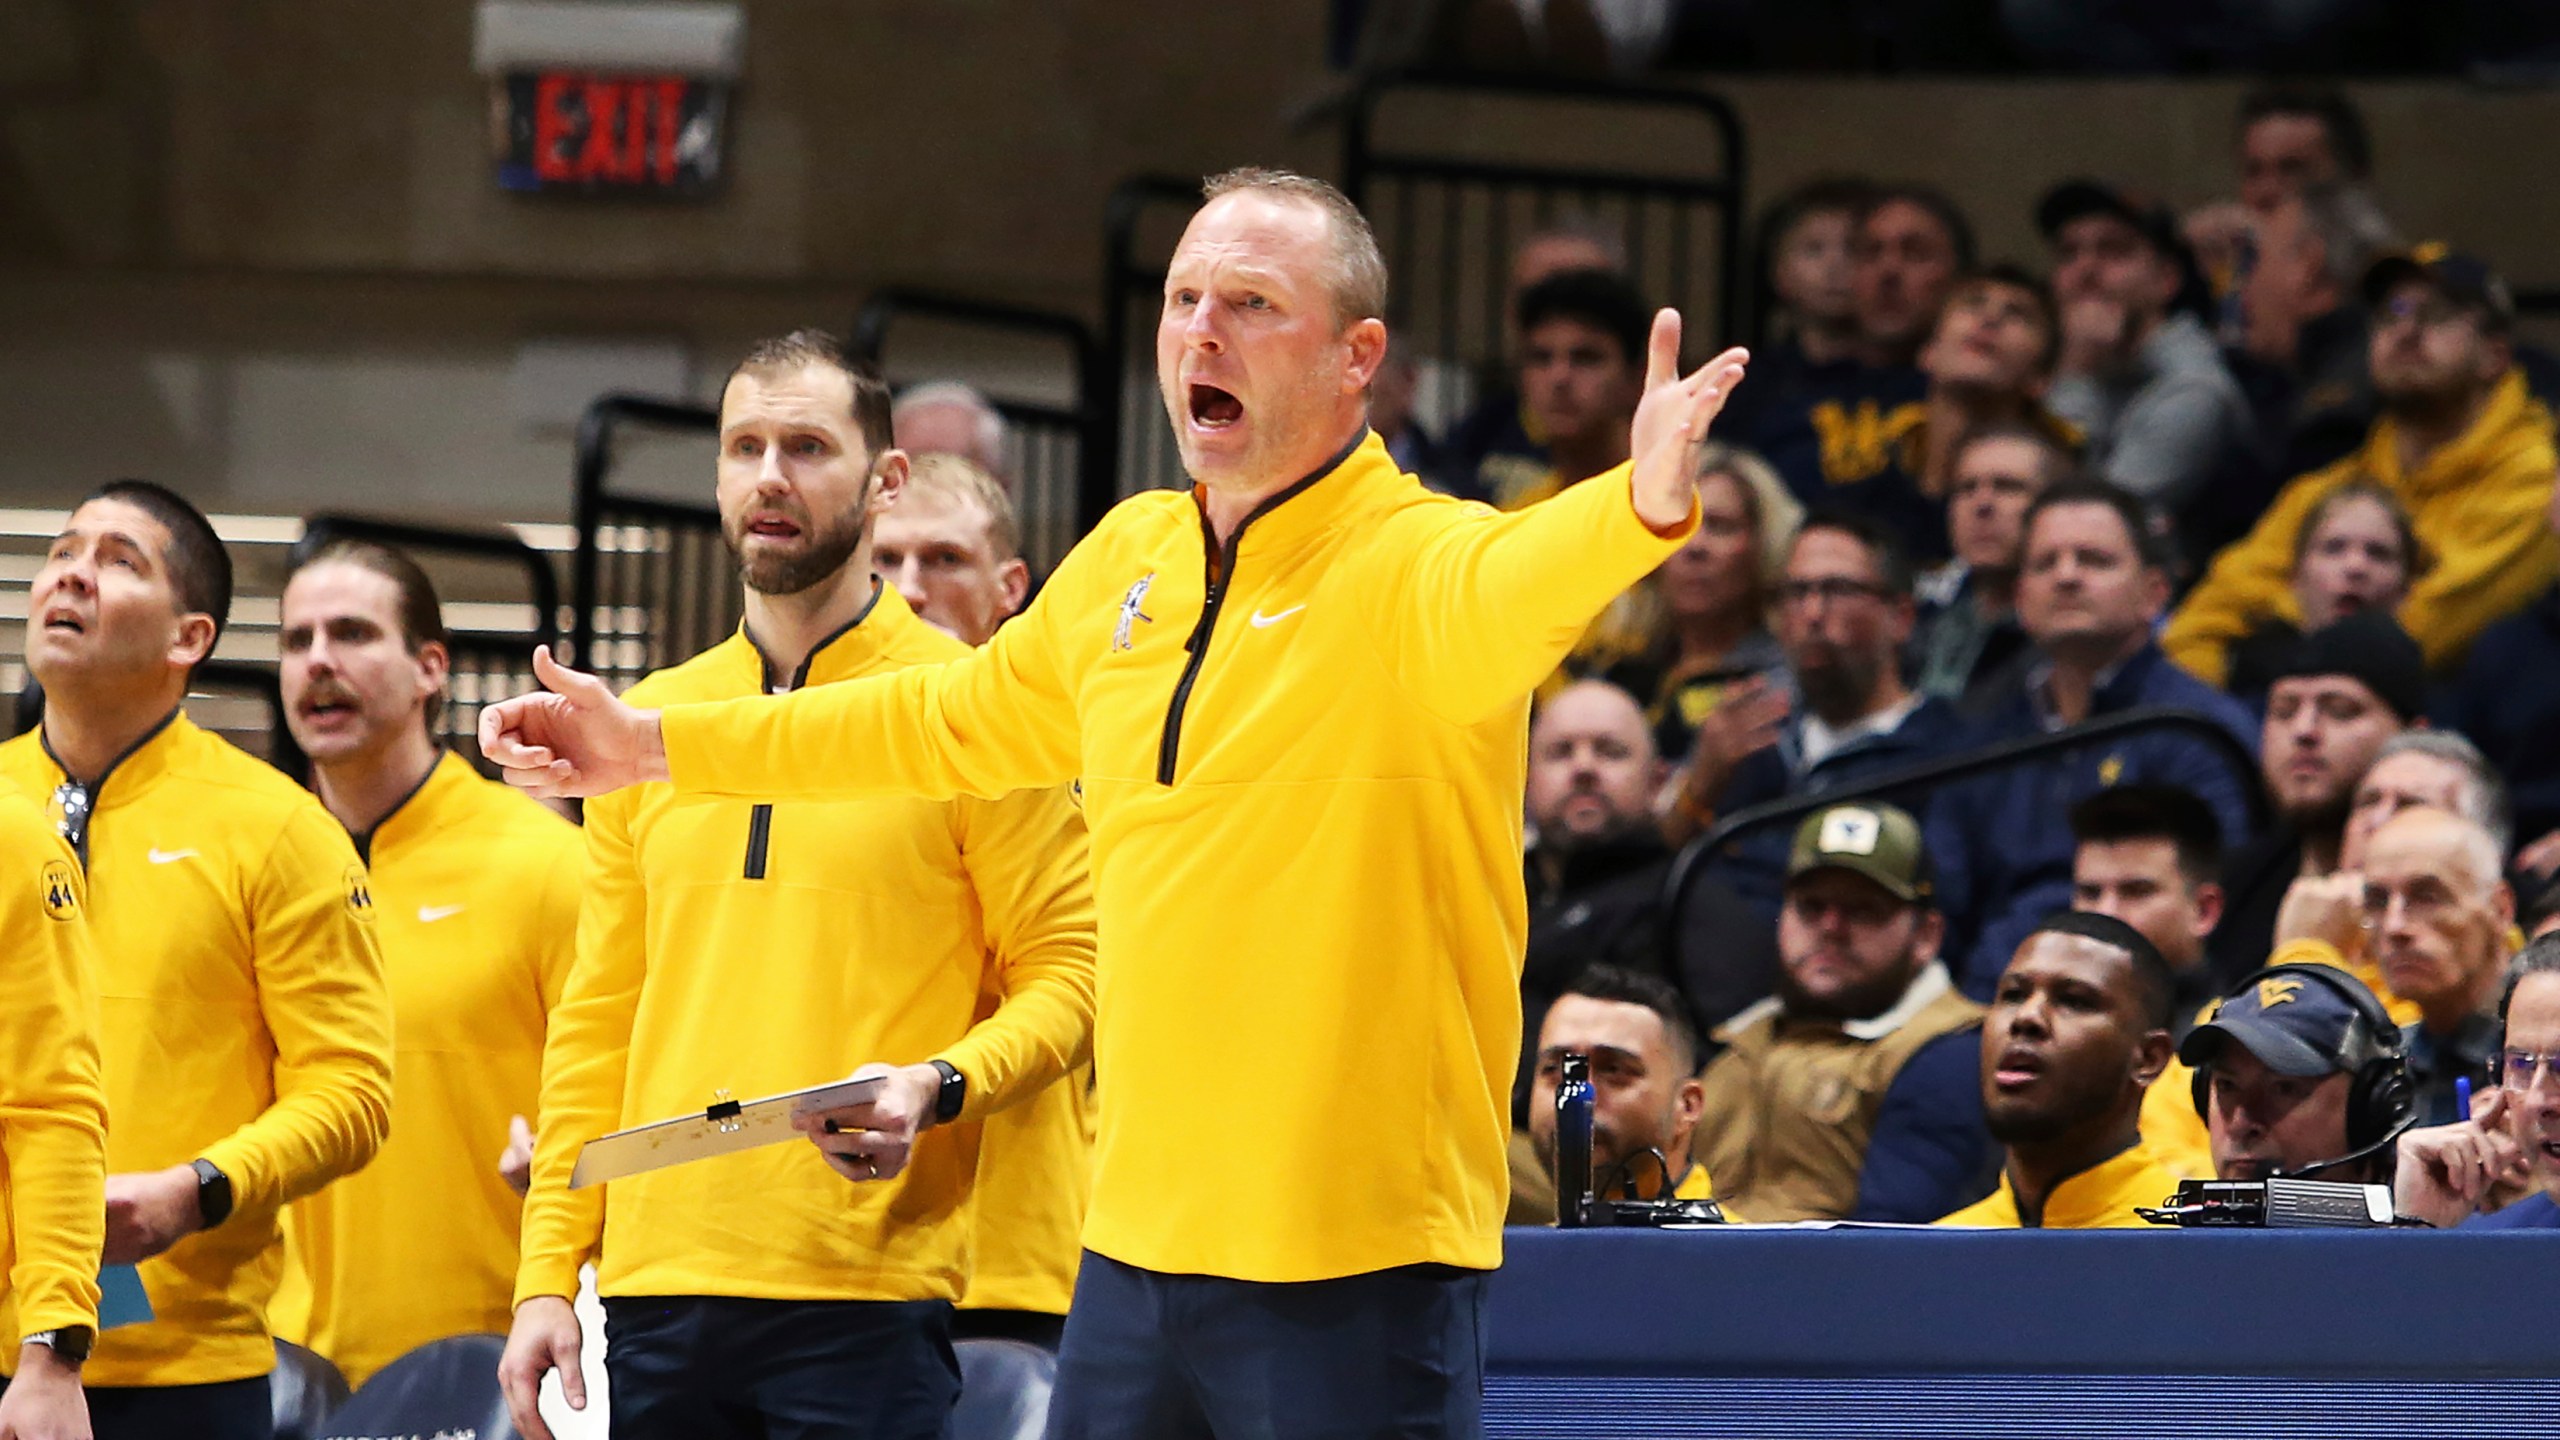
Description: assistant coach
482,166,1749,1440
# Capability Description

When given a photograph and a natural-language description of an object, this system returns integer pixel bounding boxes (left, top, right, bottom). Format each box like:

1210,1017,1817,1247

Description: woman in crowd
1567,443,1801,763
2222,479,2424,704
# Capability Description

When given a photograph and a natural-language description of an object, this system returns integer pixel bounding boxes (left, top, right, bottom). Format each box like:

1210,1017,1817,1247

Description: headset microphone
2269,1112,2417,1183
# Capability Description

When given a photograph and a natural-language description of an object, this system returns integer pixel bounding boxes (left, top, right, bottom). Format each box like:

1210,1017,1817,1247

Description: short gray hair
892,381,1010,476
1201,167,1388,329
2368,730,2512,854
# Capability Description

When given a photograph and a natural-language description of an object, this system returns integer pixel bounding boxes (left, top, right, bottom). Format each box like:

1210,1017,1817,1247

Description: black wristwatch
25,1326,91,1365
191,1158,234,1229
929,1060,966,1126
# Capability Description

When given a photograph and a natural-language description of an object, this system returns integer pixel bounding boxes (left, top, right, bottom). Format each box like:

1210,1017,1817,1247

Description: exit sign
497,71,727,196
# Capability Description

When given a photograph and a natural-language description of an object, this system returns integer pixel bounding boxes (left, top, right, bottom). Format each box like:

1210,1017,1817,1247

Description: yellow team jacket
0,784,106,1341
516,590,1096,1308
1936,1139,2184,1229
273,753,579,1387
0,712,392,1387
656,431,1696,1282
2165,369,2560,682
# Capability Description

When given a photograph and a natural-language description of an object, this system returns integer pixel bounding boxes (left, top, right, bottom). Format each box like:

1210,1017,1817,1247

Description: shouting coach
480,166,1749,1439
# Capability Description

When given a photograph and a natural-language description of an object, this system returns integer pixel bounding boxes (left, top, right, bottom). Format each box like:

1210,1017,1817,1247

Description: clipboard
569,1075,886,1189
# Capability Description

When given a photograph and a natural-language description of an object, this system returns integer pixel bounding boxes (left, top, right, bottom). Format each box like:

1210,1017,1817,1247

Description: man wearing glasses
1664,510,1962,910
2393,933,2560,1228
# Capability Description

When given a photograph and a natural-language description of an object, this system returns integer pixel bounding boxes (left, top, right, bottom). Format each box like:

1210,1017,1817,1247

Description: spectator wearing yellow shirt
1471,267,1649,512
0,481,392,1440
0,784,106,1440
874,453,1092,1352
1939,912,2182,1228
1522,967,1715,1217
266,540,581,1388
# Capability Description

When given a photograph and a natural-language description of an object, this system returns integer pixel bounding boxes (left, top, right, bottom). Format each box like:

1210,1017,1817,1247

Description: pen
2456,1076,2473,1122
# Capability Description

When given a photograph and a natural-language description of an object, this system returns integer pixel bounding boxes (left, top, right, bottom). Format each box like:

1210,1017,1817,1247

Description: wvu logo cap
41,860,78,921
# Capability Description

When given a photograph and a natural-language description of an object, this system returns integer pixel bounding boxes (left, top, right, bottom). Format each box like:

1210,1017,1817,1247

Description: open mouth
299,694,360,724
1992,1046,2046,1090
745,514,803,541
1189,383,1244,429
38,606,82,635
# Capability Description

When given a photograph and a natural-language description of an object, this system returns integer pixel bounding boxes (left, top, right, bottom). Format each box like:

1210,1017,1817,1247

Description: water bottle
1555,1051,1593,1228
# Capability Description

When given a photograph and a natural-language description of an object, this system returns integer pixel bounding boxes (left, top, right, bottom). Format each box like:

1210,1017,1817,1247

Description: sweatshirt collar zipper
1154,433,1363,787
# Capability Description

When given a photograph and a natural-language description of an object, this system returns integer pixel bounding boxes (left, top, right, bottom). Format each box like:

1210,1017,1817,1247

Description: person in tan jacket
1691,802,1992,1222
2166,248,2560,682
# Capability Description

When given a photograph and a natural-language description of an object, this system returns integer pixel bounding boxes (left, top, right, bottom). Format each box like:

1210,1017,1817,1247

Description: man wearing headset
2178,962,2412,1185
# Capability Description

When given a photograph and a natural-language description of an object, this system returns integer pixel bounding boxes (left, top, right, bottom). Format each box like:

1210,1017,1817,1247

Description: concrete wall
4,1,2557,520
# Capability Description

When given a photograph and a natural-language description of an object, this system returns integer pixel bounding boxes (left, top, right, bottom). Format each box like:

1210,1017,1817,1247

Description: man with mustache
1679,511,1964,917
498,332,1097,1440
1939,912,2183,1228
479,166,1752,1439
2208,611,2424,986
1690,803,1993,1224
0,480,392,1439
264,540,582,1390
1522,966,1715,1213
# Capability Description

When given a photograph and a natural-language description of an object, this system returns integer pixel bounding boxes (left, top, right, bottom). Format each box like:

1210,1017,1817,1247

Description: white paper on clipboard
568,1075,886,1189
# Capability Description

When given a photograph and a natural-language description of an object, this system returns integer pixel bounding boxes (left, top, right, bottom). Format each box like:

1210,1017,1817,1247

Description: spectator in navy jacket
1664,510,1966,912
1928,481,2260,998
2437,479,2560,879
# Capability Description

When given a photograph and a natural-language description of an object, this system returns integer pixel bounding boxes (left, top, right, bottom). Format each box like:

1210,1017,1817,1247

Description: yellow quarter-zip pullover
273,752,579,1386
516,587,1096,1308
0,712,392,1387
0,783,106,1340
656,433,1696,1282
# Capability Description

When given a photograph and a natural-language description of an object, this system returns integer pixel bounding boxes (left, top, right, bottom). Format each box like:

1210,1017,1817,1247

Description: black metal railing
849,287,1109,573
568,393,730,691
293,513,561,764
1343,72,1749,437
1662,706,2269,965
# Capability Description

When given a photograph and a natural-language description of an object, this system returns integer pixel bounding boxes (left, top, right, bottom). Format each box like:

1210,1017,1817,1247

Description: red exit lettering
530,72,692,187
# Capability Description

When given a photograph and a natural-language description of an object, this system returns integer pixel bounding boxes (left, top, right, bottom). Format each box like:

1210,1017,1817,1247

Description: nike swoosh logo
1249,605,1306,629
417,905,467,923
146,848,198,865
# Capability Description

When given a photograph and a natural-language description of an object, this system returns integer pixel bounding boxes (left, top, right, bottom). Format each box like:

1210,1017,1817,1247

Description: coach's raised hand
478,645,670,798
1628,310,1750,531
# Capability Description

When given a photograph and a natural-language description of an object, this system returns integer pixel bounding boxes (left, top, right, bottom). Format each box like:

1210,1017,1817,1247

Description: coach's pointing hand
479,645,670,798
1629,311,1750,532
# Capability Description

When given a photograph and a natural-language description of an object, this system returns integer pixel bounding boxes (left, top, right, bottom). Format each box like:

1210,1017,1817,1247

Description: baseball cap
2271,610,2427,723
2036,179,2185,257
2177,964,2386,1077
1786,802,1931,903
2361,242,2515,332
2035,178,2210,319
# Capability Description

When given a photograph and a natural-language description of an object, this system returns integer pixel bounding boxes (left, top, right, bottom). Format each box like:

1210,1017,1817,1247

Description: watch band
191,1157,234,1229
26,1327,91,1364
929,1059,966,1125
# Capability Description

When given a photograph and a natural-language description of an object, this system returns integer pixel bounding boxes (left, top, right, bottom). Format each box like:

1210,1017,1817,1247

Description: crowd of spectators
1485,82,2560,1230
